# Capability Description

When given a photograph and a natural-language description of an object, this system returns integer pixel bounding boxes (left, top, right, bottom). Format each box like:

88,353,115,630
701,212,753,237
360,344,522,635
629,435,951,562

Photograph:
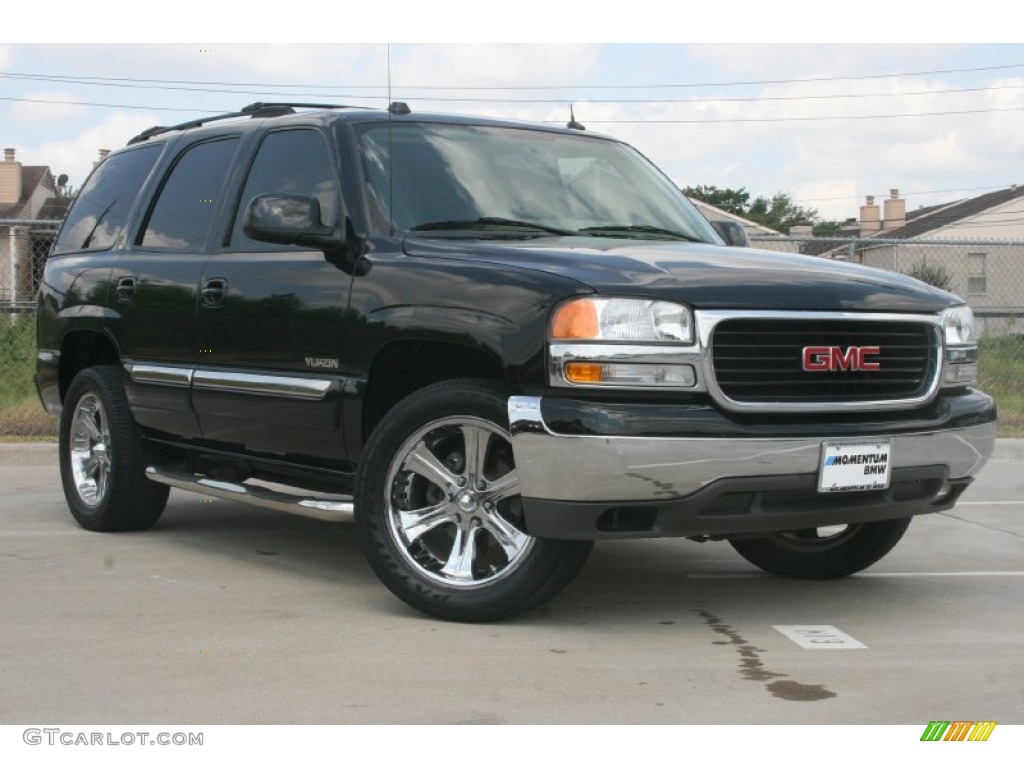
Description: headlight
940,305,979,387
941,305,977,345
551,298,693,343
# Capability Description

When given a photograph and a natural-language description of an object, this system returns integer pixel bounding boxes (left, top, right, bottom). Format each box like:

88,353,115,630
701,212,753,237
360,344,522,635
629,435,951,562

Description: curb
991,438,1024,462
2,439,1023,466
0,442,57,466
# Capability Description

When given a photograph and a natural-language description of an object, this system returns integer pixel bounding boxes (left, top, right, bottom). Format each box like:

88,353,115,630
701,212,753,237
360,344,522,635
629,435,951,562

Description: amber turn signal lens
564,362,604,383
551,300,599,339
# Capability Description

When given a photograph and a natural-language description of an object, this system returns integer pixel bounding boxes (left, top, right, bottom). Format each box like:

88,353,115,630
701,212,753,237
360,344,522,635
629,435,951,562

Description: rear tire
59,365,169,532
729,518,912,579
355,379,592,622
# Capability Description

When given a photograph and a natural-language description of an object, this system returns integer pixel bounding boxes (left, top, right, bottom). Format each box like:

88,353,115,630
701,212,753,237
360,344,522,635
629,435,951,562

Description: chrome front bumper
507,395,997,539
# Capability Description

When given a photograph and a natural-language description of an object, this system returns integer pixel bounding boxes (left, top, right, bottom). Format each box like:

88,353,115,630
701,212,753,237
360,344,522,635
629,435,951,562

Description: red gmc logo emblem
802,346,881,372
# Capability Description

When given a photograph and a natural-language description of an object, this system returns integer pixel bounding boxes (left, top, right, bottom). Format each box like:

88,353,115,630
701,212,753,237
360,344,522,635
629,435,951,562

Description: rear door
111,135,242,438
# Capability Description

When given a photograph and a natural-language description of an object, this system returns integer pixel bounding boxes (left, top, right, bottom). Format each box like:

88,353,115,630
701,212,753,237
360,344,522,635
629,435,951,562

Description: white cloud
684,44,960,79
26,111,163,190
393,44,603,88
9,90,89,123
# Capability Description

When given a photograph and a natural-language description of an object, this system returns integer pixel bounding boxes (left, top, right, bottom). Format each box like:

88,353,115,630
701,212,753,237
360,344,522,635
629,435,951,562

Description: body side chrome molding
191,370,333,400
125,362,193,387
123,361,334,401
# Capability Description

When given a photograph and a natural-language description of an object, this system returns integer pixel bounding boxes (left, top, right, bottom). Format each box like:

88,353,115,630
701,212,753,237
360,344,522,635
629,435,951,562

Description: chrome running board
145,466,354,522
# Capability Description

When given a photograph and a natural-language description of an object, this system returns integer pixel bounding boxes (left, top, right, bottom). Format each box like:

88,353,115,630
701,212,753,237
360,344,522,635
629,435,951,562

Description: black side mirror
710,220,750,248
243,194,342,249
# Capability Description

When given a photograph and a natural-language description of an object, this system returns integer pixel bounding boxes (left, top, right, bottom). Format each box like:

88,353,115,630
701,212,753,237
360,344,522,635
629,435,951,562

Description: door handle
200,277,228,308
115,276,137,304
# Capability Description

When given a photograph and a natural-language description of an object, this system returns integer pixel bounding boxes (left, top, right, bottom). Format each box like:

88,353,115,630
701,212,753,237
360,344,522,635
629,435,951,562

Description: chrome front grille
708,315,941,408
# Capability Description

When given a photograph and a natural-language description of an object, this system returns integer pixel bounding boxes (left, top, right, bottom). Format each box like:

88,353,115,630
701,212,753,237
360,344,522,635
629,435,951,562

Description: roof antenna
387,43,395,237
567,105,586,131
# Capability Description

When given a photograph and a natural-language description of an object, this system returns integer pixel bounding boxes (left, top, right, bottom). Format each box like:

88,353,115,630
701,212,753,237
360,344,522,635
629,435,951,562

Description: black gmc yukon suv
36,103,997,621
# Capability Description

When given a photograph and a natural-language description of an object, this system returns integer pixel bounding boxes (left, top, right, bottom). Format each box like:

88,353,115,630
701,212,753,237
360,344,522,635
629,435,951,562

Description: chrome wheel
68,393,112,508
385,416,534,589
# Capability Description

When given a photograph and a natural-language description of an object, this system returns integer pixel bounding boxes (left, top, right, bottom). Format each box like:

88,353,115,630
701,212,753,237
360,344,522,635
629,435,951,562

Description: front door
192,128,353,466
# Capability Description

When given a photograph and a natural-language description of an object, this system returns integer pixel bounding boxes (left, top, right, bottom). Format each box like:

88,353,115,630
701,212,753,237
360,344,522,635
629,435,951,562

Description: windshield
355,122,719,242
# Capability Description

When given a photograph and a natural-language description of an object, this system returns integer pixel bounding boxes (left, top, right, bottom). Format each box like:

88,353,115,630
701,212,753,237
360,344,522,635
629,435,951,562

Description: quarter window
140,138,240,251
53,144,162,254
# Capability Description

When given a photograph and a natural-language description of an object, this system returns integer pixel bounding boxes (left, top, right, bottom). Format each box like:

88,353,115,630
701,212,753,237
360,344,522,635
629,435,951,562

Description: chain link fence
751,235,1024,434
750,235,1024,338
1,227,1021,434
1,218,61,310
1,219,62,435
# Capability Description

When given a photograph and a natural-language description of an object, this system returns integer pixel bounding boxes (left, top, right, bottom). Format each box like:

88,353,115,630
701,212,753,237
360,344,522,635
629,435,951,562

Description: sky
3,9,1022,225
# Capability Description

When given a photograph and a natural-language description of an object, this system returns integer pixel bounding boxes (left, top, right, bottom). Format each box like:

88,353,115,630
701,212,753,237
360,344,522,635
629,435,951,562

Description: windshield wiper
409,217,578,237
578,224,704,242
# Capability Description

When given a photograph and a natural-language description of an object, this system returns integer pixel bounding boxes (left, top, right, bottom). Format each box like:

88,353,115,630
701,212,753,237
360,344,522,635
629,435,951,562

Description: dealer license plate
818,441,891,493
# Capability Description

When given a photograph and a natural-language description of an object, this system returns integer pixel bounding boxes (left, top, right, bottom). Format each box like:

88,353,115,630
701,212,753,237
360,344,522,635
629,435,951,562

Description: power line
1,61,1022,91
795,184,1018,203
0,96,213,112
558,106,1024,124
6,95,1024,124
3,71,1023,104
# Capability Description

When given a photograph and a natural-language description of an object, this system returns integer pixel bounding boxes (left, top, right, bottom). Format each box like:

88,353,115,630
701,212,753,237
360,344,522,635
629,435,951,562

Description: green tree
811,220,847,236
683,186,823,233
745,192,819,232
905,259,953,291
682,185,750,216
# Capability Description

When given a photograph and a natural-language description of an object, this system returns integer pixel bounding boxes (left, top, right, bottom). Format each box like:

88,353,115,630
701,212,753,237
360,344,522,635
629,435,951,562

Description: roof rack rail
127,102,367,145
241,101,365,113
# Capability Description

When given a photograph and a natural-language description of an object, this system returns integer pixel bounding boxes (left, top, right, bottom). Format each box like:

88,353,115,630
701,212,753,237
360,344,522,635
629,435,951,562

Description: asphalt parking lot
1,442,1021,725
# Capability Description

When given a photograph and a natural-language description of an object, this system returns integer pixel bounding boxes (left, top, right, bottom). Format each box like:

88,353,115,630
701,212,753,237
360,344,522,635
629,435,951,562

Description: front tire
354,379,592,622
59,366,169,532
729,518,912,579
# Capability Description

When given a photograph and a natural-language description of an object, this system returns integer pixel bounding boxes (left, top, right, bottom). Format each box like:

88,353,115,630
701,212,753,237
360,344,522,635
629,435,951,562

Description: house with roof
1,148,72,306
687,197,789,248
850,186,1024,336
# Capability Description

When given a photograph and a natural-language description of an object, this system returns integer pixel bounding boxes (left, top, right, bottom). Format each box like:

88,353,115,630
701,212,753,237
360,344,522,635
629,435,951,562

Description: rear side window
53,144,162,254
140,138,240,251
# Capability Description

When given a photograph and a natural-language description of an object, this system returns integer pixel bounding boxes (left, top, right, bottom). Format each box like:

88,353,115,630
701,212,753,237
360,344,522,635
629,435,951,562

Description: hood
402,236,957,313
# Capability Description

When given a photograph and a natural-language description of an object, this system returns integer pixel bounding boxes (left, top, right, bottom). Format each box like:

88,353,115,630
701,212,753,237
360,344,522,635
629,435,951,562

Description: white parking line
685,570,1024,579
856,571,1024,578
775,625,867,649
957,501,1023,505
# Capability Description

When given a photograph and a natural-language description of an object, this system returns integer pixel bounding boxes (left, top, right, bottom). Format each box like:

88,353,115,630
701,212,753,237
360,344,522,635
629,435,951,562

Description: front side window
356,122,718,243
53,144,162,254
230,129,340,249
139,138,240,251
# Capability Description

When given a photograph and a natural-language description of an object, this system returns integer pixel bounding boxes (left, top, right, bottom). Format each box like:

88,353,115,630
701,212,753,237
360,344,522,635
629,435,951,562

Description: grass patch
978,335,1024,437
1,314,36,410
0,314,58,440
0,395,57,439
